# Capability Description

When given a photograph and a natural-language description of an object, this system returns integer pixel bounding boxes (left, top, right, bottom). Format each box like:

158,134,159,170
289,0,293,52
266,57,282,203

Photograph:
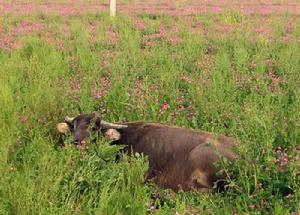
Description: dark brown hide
57,114,238,191
114,122,237,191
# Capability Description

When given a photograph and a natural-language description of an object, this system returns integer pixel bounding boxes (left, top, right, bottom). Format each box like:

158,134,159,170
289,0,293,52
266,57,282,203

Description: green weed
0,12,299,215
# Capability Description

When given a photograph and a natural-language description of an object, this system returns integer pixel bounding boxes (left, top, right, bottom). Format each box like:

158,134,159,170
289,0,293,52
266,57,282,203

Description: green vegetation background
0,12,300,214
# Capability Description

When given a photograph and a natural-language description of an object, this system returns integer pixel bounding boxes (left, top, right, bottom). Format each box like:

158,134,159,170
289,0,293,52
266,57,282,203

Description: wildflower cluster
91,77,110,100
272,146,300,175
105,26,119,47
141,24,183,48
0,1,298,16
68,73,83,102
89,23,97,42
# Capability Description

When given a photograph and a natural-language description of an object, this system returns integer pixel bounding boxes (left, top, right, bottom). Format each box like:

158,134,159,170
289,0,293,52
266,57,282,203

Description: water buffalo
56,113,238,192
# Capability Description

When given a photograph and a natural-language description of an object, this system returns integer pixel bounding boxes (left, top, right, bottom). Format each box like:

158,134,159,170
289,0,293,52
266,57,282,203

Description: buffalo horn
100,120,128,129
65,116,75,123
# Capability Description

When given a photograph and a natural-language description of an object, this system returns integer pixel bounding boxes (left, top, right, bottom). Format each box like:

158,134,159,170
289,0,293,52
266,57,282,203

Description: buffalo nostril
73,139,80,145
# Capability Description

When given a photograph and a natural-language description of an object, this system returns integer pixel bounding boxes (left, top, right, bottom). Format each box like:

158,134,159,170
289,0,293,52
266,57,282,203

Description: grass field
1,1,300,214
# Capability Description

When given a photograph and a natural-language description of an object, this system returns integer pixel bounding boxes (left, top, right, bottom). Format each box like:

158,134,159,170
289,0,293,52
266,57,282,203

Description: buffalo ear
56,122,70,134
104,129,121,141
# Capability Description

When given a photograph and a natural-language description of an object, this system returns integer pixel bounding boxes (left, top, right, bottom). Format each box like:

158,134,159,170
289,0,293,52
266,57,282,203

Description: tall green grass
0,13,300,214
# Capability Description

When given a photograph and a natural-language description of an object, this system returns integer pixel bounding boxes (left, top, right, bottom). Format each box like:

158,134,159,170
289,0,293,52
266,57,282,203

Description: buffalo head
56,113,127,144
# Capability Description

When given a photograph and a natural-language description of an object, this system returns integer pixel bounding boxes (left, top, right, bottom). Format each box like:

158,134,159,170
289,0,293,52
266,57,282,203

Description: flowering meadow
1,1,300,214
